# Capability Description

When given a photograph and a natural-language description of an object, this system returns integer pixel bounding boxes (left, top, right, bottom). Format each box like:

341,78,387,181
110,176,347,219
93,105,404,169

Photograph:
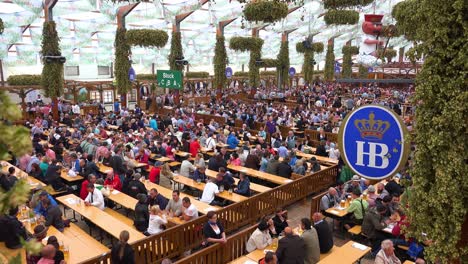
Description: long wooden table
142,181,221,214
1,161,46,190
0,242,26,264
21,221,108,264
173,175,248,203
318,241,370,264
103,187,184,225
97,163,113,174
205,169,271,193
57,194,146,244
227,165,292,185
60,169,84,183
295,151,338,165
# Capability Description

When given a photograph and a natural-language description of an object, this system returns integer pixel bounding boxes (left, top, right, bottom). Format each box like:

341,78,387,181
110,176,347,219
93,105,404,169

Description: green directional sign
157,70,183,90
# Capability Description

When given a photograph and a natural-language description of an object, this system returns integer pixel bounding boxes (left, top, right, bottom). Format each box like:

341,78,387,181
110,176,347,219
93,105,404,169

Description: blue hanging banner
288,67,296,77
129,67,136,81
225,67,233,78
338,105,410,179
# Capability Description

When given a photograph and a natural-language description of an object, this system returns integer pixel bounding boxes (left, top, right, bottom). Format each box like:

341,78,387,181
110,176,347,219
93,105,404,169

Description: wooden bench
168,161,181,167
64,223,110,252
320,245,338,260
348,225,362,236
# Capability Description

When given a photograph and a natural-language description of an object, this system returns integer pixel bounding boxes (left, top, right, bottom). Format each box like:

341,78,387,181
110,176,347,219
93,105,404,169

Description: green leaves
394,0,468,262
324,9,359,25
114,28,132,94
277,41,290,87
41,21,64,98
324,43,335,81
323,0,374,9
296,42,323,83
229,37,264,88
261,58,279,67
168,31,184,72
0,18,4,34
213,35,228,89
243,0,289,23
126,29,169,48
185,72,210,78
7,75,42,86
341,46,358,78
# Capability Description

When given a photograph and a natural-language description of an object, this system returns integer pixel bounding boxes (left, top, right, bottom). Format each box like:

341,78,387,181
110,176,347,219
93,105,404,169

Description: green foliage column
302,50,314,83
168,31,184,71
277,41,290,88
341,45,359,78
41,21,64,99
249,40,262,88
213,35,227,89
393,0,468,262
114,28,131,97
324,43,335,81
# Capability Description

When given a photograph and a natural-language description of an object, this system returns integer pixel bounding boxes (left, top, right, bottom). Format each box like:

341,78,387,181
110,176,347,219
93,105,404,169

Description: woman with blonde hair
160,163,174,181
111,230,134,264
145,205,168,236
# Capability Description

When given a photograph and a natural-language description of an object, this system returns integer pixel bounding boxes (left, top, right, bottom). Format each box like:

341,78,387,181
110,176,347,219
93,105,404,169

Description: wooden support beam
117,3,140,29
174,0,210,32
44,0,59,22
252,25,267,37
282,28,297,42
217,18,237,36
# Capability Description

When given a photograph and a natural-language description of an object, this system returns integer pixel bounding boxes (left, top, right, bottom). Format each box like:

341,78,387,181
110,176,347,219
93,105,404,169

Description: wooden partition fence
174,224,259,264
80,165,338,264
304,129,339,145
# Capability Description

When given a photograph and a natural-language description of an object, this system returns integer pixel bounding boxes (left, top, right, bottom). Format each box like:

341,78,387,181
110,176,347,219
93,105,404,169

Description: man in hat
344,175,363,194
26,224,48,263
34,191,58,217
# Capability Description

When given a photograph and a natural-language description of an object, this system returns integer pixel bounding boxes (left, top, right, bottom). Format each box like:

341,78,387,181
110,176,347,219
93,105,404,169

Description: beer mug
197,179,201,184
228,188,233,195
63,244,70,259
363,192,368,200
219,185,224,192
340,200,346,208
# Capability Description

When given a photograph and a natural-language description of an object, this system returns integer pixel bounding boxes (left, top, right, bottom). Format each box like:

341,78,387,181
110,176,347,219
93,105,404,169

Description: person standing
111,230,135,264
134,194,149,232
312,212,334,253
301,218,320,264
202,211,226,247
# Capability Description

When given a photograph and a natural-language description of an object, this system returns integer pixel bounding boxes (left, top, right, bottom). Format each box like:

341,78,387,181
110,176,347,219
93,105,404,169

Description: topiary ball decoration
243,0,289,23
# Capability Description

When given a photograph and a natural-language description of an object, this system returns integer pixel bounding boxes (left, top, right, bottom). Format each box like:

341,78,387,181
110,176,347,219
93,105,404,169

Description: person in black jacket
202,211,226,247
385,177,402,196
134,194,149,232
275,227,306,264
0,207,28,249
272,208,289,235
312,212,334,253
84,155,99,177
43,198,65,232
207,154,227,172
126,173,148,199
45,161,67,192
277,158,292,178
109,146,127,176
0,172,12,191
111,230,135,264
315,140,328,157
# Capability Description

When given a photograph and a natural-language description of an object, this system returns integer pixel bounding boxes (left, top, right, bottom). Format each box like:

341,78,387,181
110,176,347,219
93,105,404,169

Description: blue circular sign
225,67,233,78
288,67,296,77
339,105,410,180
129,67,136,81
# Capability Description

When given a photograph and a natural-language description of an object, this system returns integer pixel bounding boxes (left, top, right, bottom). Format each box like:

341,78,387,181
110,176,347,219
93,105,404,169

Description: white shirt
147,214,168,235
184,204,199,219
205,137,217,151
246,228,272,253
72,104,80,114
180,160,195,177
85,189,105,210
200,182,219,204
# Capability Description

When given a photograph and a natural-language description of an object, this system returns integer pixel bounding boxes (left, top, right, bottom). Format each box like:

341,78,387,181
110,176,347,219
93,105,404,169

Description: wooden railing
174,224,258,264
80,165,338,264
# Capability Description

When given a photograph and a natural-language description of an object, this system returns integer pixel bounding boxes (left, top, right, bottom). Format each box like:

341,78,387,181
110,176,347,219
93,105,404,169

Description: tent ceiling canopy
0,0,409,69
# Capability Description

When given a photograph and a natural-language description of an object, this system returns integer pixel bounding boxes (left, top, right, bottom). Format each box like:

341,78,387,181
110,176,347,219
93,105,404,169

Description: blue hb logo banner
339,105,410,180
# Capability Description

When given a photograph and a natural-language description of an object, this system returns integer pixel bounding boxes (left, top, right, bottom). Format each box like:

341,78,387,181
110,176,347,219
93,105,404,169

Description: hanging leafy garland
213,35,228,89
260,71,277,76
136,74,156,81
376,48,397,63
295,42,324,53
243,0,289,23
277,41,290,87
7,75,42,86
296,42,324,84
393,0,468,262
324,43,335,81
0,18,4,34
41,21,64,98
261,58,279,67
233,71,249,77
324,10,359,25
114,28,132,94
126,29,168,48
168,31,184,71
323,0,374,9
229,37,264,87
341,45,359,78
185,72,209,78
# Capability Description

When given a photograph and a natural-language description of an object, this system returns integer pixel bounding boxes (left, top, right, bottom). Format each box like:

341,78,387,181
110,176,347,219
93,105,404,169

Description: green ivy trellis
213,35,228,89
324,43,335,81
168,31,184,72
229,37,264,88
41,21,64,98
243,0,289,23
341,45,359,78
296,42,324,83
114,28,132,95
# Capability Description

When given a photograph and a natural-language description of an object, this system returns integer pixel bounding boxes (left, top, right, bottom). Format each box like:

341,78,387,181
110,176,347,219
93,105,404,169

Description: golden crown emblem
354,112,390,140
